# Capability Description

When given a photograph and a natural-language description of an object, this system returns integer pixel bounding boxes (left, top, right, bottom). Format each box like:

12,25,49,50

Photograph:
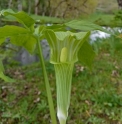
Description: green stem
37,37,57,124
54,63,74,124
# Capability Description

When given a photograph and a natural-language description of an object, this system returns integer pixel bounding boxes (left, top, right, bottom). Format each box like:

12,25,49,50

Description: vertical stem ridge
37,37,57,124
54,63,74,124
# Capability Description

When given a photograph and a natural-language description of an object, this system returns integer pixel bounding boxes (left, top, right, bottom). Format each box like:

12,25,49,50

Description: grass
0,35,122,124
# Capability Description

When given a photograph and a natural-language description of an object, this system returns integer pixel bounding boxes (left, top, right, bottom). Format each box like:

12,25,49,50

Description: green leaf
65,20,111,34
47,24,66,31
78,41,95,69
34,25,46,38
0,72,15,82
1,9,35,29
0,25,37,53
0,60,15,82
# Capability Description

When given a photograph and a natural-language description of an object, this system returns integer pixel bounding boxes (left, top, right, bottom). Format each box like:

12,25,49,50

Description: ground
0,34,122,123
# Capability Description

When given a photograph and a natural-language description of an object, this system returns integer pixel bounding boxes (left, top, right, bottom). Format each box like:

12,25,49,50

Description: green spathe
55,63,74,124
45,30,90,64
45,29,91,124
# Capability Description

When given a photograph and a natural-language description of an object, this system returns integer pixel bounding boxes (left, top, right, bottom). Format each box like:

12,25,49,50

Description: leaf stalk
36,36,57,124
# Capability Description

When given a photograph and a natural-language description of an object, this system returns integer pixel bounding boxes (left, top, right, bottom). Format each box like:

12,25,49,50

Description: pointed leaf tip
65,20,111,34
1,9,35,29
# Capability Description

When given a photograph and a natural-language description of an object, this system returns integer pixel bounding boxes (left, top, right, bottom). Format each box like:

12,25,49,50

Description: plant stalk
37,37,57,124
54,63,74,124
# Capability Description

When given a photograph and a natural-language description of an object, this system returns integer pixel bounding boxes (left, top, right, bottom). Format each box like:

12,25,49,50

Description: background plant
91,29,122,55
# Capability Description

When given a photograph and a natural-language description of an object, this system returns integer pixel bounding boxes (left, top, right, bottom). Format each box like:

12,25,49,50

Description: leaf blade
0,60,15,82
65,20,111,34
0,25,37,53
1,9,35,29
0,72,15,83
78,41,95,69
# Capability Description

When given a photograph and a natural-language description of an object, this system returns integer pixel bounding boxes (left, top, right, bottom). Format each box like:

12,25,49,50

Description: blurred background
0,0,120,18
0,0,122,124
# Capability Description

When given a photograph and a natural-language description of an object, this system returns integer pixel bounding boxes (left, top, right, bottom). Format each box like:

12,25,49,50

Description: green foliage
0,9,37,54
114,10,122,21
0,25,37,53
92,30,122,56
0,71,15,83
65,20,111,34
0,59,15,82
78,41,95,69
0,9,114,124
0,10,57,124
1,9,35,29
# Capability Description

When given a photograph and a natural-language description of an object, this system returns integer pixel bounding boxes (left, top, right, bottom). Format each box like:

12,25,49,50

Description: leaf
47,24,66,31
0,25,37,53
78,41,95,69
0,72,15,82
34,25,46,39
0,60,15,83
65,20,112,34
1,9,35,29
